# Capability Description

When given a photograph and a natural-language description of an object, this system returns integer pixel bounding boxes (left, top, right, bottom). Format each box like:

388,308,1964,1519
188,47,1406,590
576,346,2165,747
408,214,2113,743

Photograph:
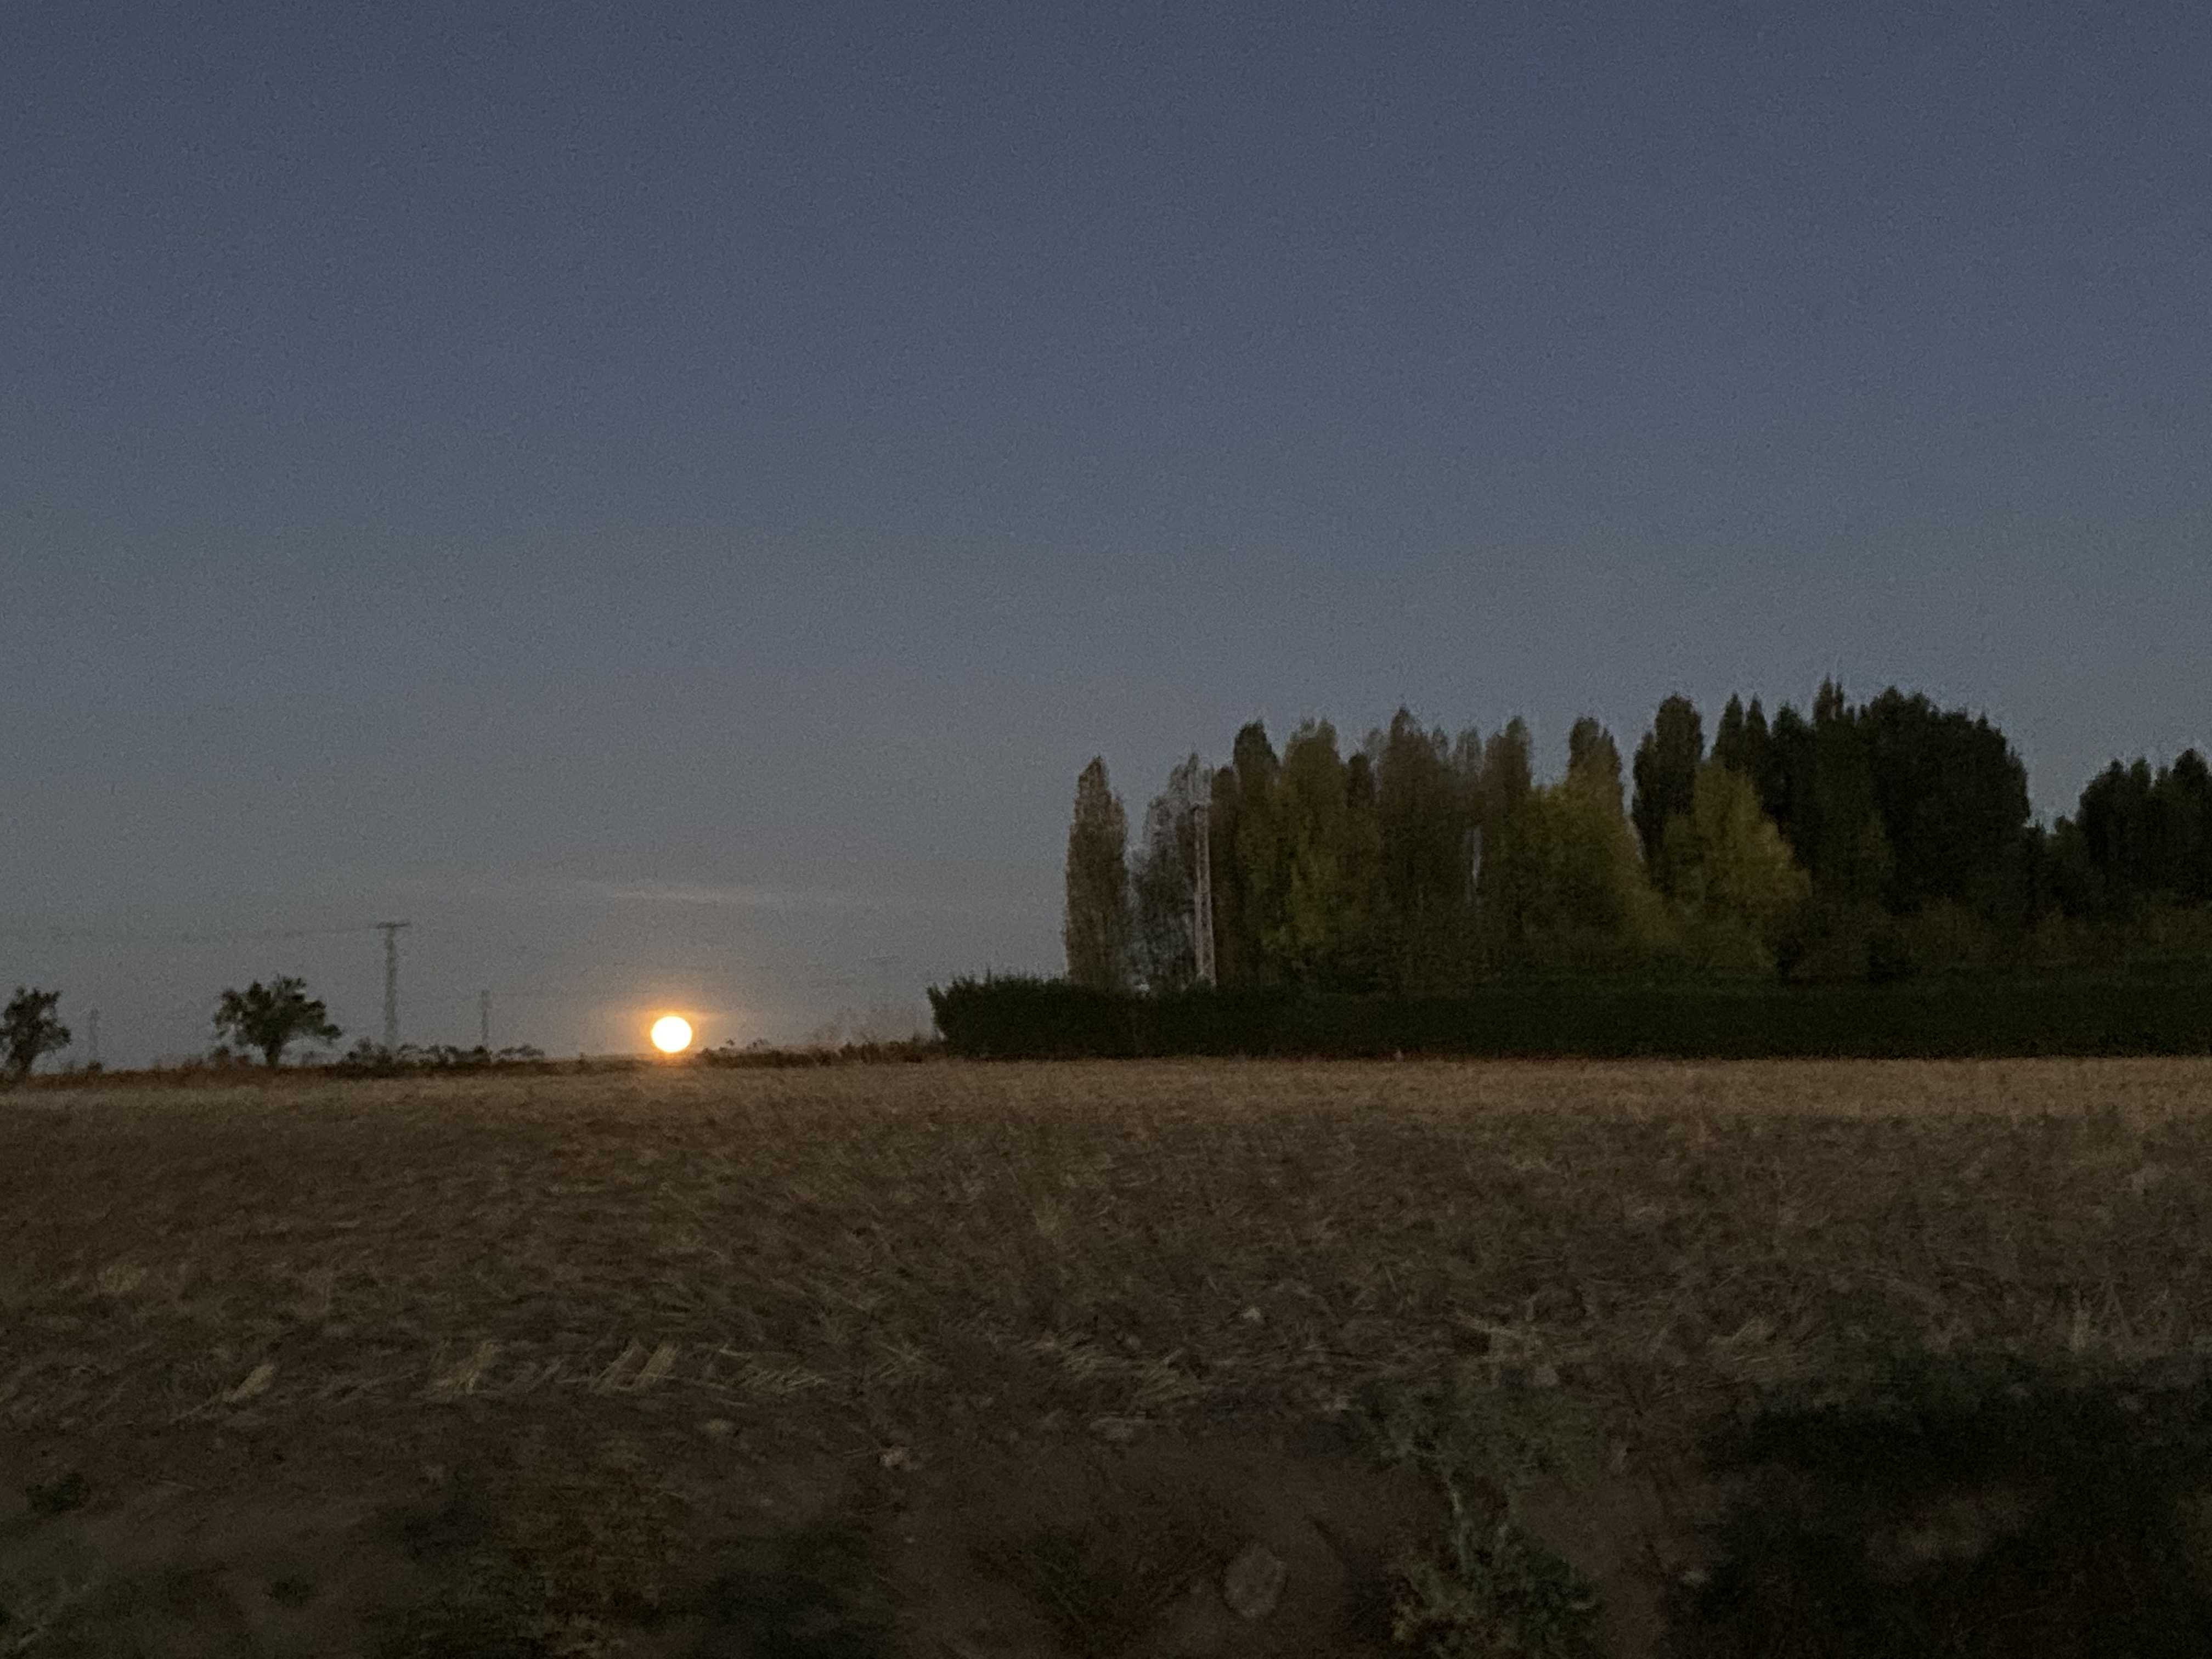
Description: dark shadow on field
373,1456,891,1659
681,1520,891,1659
1664,1350,2212,1658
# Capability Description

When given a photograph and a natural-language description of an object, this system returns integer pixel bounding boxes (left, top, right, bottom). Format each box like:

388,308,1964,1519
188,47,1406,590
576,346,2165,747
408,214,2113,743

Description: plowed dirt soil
4,1057,2209,1656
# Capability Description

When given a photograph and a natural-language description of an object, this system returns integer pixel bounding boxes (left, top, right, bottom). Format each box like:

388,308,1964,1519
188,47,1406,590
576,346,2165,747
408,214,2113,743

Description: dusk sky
4,2,2206,1062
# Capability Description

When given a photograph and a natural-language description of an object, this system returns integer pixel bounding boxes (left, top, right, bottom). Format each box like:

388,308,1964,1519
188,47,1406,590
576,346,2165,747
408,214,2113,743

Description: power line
0,921,391,947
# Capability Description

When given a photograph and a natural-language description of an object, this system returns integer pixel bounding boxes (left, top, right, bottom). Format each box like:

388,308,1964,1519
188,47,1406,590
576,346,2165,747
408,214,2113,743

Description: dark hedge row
927,973,2212,1059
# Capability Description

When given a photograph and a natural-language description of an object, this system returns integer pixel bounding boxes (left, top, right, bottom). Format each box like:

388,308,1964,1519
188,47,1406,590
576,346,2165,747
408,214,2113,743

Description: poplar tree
1062,758,1133,991
1531,719,1664,966
1475,719,1538,965
1132,754,1207,990
1632,696,1706,867
1375,710,1472,992
1803,680,1892,905
1274,720,1366,986
1713,695,1775,795
1658,760,1810,966
1206,763,1251,984
1567,716,1626,812
1228,721,1287,982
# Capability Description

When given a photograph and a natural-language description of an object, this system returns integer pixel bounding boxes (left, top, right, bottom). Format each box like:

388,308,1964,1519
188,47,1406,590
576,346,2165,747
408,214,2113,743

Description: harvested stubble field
3,1057,2211,1657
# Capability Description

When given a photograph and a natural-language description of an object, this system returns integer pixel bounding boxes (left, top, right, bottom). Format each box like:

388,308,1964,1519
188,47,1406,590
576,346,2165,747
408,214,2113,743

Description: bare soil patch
3,1058,2210,1655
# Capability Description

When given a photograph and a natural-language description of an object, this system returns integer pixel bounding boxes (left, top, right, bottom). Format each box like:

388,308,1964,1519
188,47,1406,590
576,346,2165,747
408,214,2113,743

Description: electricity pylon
376,921,411,1051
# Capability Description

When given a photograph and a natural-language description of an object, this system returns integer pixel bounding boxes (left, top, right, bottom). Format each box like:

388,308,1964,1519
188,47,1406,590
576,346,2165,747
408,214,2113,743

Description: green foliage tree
1657,761,1811,968
1272,720,1381,988
1631,695,1705,866
1567,716,1625,813
1527,720,1669,971
1205,760,1251,985
2,987,71,1080
1475,719,1539,968
1373,709,1476,992
1060,691,2208,995
1062,758,1133,991
213,977,341,1067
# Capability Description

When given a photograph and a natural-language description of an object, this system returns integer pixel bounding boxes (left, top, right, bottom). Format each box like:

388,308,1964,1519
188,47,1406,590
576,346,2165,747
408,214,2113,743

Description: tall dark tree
2168,750,2212,903
1450,726,1488,982
1226,721,1286,983
1631,696,1705,867
2071,748,2212,914
1273,720,1380,989
1373,709,1474,992
1062,758,1133,990
1206,762,1250,984
1857,689,2030,912
1763,699,1816,850
1795,680,1893,904
1713,695,1778,804
1131,754,1208,991
1568,716,1626,809
1475,718,1538,964
2,987,71,1080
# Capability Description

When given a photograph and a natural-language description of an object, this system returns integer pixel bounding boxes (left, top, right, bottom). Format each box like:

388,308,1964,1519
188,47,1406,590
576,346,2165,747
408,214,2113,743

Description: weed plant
1669,1348,2212,1657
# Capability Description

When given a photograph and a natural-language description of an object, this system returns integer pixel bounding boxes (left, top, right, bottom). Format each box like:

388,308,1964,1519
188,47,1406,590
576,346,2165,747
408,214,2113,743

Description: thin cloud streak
566,877,966,917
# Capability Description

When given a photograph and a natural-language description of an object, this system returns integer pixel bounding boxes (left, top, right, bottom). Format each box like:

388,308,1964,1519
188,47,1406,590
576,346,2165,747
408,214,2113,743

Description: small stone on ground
1222,1539,1287,1620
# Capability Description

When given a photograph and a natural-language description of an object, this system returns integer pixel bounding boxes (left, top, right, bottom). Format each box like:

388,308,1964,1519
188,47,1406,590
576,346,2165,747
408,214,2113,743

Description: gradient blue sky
4,2,2207,1061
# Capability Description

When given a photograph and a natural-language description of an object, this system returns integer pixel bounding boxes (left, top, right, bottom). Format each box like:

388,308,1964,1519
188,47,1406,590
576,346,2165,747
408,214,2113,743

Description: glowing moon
650,1015,693,1054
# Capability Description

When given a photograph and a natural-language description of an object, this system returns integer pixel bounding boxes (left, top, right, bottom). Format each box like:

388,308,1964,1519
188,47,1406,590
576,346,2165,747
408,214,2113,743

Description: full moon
650,1015,693,1054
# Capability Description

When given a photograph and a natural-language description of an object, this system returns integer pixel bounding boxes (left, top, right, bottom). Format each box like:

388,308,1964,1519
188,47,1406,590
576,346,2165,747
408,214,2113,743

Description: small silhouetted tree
3,988,71,1080
214,978,341,1067
1063,758,1133,991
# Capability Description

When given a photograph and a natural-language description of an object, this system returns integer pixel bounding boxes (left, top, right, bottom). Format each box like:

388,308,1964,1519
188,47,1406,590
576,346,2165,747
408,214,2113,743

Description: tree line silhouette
1064,682,2212,994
